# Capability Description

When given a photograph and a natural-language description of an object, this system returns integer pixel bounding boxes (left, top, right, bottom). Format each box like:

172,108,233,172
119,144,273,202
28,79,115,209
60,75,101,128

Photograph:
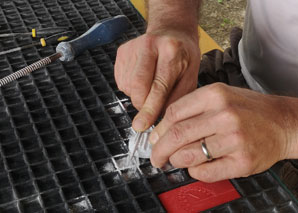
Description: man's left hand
149,83,298,182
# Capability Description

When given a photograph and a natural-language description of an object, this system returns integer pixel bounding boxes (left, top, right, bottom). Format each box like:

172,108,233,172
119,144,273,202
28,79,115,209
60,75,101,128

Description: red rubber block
158,180,240,212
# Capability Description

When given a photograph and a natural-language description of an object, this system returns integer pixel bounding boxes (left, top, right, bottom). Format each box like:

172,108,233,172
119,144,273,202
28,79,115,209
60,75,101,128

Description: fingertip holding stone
132,117,147,132
149,132,159,145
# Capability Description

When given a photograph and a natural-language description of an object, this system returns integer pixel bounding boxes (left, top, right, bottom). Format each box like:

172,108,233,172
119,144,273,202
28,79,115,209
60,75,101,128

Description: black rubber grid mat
0,0,297,212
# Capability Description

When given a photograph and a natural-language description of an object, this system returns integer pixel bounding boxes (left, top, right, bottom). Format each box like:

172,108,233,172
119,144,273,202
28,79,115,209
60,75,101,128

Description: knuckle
151,77,169,96
180,149,195,166
207,83,229,105
220,107,241,127
165,104,179,122
169,125,183,144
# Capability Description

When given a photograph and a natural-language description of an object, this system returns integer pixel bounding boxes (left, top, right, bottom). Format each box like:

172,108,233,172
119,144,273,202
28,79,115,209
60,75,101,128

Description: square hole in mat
41,190,64,208
88,192,114,213
96,158,116,175
6,154,26,170
53,115,72,129
10,167,31,184
88,147,110,162
48,105,67,118
57,170,78,186
51,157,71,172
63,139,83,154
235,178,262,196
279,202,298,213
253,173,277,190
76,164,96,181
35,120,54,134
102,172,123,188
83,96,102,109
247,193,272,211
265,187,290,205
0,130,18,144
30,109,48,123
128,179,150,196
105,104,124,116
26,99,43,111
101,129,122,144
40,132,60,147
77,87,94,99
109,185,129,203
0,202,19,213
118,127,134,140
70,152,90,167
140,163,160,178
94,119,112,131
116,202,138,213
46,204,68,213
2,142,21,156
20,197,42,212
21,136,41,151
31,162,52,178
66,100,84,114
88,107,105,120
82,177,102,194
0,187,14,204
147,175,168,193
137,194,158,211
12,113,31,127
68,197,93,212
121,168,141,182
15,181,36,198
111,115,131,127
62,184,83,201
0,117,12,130
82,133,104,148
71,111,89,125
0,173,10,189
9,103,26,115
76,122,95,136
108,142,127,156
26,149,47,165
166,170,187,185
59,127,77,141
17,124,35,139
46,145,65,159
229,198,254,212
36,175,58,192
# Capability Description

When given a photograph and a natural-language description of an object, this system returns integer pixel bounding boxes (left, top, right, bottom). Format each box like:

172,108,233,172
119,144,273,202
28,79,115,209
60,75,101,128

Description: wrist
146,0,200,41
276,96,298,159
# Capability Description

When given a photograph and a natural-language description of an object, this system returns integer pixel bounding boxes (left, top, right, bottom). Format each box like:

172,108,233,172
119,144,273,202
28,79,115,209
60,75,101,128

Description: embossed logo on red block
158,180,240,212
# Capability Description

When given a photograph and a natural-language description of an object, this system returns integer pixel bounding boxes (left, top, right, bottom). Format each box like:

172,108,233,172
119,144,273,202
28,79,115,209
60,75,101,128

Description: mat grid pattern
0,0,297,212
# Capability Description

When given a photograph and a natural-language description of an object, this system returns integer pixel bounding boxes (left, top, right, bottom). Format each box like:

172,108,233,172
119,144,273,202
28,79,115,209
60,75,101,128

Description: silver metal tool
0,15,129,88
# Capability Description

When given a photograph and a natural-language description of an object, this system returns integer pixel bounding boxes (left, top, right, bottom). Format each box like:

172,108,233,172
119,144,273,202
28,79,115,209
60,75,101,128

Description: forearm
146,0,201,38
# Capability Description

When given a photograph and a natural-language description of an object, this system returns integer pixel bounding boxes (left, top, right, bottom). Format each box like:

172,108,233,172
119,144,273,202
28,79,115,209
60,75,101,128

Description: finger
150,113,217,168
150,83,228,142
188,157,240,182
132,46,186,131
130,48,157,110
169,135,235,168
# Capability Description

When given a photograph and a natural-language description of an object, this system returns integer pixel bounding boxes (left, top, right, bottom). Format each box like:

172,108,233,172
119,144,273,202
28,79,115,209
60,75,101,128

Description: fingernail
133,118,146,131
149,132,159,145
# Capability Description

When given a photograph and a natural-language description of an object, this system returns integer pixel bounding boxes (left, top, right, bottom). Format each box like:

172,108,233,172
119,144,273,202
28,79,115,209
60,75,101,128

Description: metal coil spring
0,56,52,87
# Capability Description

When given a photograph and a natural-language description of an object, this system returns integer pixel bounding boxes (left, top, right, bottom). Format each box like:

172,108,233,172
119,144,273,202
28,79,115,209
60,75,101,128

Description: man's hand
149,83,298,182
114,0,201,131
115,31,200,131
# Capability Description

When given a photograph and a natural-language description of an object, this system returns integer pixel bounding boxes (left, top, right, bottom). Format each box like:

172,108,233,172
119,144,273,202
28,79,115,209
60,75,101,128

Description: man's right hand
114,30,201,131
